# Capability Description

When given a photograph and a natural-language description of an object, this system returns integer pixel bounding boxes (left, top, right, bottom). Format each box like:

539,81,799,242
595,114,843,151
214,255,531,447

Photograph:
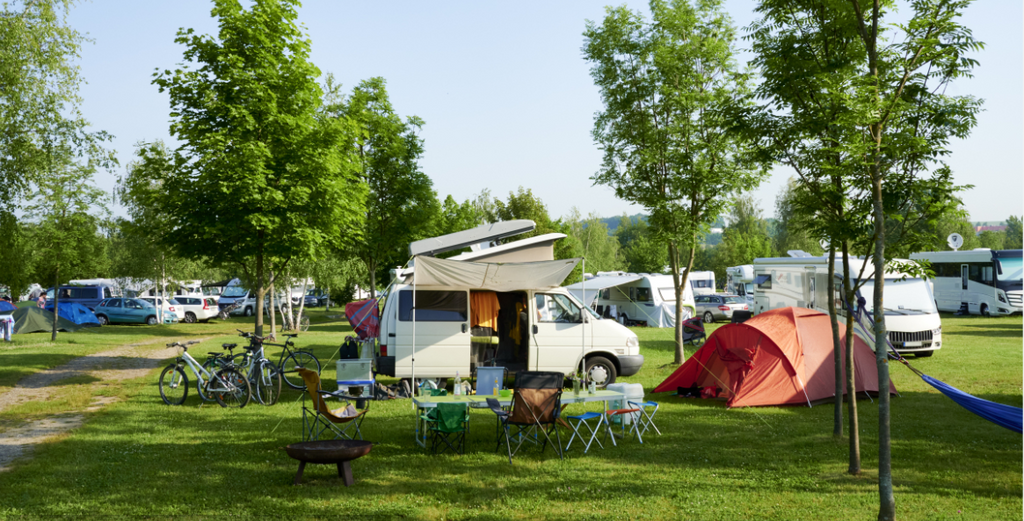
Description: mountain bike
160,341,250,408
235,329,320,390
229,331,283,406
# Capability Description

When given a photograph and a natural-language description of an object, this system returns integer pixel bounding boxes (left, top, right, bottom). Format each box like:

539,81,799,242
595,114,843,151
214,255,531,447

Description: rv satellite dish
947,233,964,251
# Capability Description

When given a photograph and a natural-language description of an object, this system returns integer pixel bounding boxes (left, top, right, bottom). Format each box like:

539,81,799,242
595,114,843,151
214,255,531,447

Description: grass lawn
0,310,1019,519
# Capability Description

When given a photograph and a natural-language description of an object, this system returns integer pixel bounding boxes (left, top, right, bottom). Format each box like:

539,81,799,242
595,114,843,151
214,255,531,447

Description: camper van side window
755,274,772,290
398,290,467,322
636,288,651,302
103,287,112,299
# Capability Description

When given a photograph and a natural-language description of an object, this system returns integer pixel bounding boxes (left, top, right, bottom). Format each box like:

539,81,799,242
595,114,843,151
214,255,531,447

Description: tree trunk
159,256,166,325
872,140,895,521
369,263,376,301
296,277,308,330
268,271,276,338
670,239,697,365
255,246,265,337
827,246,843,439
842,239,861,474
51,267,59,342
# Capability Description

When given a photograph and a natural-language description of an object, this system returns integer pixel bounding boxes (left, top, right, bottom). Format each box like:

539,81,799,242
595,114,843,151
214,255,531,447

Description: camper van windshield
658,288,675,301
858,278,936,314
996,257,1023,282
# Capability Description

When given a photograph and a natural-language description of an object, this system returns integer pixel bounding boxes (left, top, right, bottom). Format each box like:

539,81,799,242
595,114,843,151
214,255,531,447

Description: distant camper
910,249,1023,316
752,252,942,357
565,271,697,327
688,271,716,296
725,265,754,305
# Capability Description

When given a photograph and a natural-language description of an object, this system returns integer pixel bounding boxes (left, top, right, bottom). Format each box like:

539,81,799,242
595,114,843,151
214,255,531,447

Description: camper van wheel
980,304,990,317
585,356,617,388
243,307,253,317
703,311,714,323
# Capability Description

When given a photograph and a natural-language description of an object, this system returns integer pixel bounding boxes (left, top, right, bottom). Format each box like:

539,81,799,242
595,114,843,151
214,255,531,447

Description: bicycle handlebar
166,340,199,348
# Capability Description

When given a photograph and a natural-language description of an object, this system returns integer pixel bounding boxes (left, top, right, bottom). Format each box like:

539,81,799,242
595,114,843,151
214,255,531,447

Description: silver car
695,294,749,323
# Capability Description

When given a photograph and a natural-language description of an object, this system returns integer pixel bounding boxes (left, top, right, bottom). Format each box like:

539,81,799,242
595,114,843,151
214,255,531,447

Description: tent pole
581,258,586,382
411,259,416,404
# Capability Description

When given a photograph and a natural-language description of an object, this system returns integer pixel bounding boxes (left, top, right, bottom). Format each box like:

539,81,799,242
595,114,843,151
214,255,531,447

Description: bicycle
230,331,283,405
159,341,250,408
199,342,245,402
235,329,320,390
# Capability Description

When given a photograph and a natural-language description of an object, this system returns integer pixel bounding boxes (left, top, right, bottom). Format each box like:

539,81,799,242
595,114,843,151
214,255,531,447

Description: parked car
139,296,185,322
304,288,330,307
174,296,219,323
94,298,163,325
694,294,749,323
219,286,256,316
45,285,115,310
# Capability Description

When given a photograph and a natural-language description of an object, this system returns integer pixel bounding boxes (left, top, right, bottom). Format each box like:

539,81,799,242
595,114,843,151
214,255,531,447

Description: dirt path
0,337,206,471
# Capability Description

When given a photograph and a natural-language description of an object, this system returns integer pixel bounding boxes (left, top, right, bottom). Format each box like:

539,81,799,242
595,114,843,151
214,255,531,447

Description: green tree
342,77,438,296
716,196,776,268
615,215,668,274
493,187,558,237
846,1,982,516
0,213,32,298
26,152,108,340
561,208,625,278
0,0,111,212
773,178,824,256
436,195,484,237
151,0,365,336
1004,216,1022,250
978,230,1004,250
584,0,767,363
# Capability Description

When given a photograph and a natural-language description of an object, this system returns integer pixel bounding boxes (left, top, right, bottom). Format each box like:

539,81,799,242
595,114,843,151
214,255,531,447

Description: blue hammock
852,297,1023,434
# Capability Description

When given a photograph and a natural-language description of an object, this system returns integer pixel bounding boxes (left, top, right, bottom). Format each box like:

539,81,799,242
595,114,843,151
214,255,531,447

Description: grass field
0,311,1019,520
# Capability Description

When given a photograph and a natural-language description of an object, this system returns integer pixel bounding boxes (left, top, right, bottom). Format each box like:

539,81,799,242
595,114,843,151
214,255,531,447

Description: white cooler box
606,382,644,425
336,358,374,395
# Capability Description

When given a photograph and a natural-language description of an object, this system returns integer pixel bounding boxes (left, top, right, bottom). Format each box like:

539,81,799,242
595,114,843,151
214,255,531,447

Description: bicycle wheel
253,361,282,406
159,364,189,405
210,368,250,408
281,350,320,390
198,358,225,402
298,314,310,332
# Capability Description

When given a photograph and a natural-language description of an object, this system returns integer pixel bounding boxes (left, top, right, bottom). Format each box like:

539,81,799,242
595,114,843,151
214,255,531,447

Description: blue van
45,285,115,310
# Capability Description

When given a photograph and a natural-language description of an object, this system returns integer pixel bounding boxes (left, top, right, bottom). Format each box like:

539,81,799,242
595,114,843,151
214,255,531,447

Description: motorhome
564,271,697,327
910,249,1023,316
725,265,754,305
752,253,942,357
376,220,644,388
688,271,716,296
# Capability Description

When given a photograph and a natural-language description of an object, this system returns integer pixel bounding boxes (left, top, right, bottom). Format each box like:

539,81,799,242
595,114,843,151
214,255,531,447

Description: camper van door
393,288,471,378
531,292,587,373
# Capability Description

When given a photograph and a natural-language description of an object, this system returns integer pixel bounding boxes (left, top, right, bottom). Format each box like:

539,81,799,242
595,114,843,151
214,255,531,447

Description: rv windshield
221,286,247,298
996,257,1023,282
858,278,936,314
658,288,676,301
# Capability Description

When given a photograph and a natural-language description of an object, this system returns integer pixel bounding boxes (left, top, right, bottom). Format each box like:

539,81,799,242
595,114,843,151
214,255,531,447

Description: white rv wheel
585,356,617,388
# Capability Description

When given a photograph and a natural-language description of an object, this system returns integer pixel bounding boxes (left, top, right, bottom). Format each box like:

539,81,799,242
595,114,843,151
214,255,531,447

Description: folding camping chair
603,406,643,446
495,371,564,464
430,402,469,455
564,411,604,454
627,400,661,437
298,368,369,441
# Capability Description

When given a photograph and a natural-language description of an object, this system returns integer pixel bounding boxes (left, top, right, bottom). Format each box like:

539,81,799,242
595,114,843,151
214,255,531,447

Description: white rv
752,253,942,357
688,271,716,295
376,221,644,388
910,248,1022,316
725,265,754,305
565,271,697,327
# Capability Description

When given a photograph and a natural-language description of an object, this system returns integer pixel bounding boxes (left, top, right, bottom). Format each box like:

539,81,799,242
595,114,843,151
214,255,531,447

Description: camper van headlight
998,292,1007,303
626,336,639,348
931,326,942,337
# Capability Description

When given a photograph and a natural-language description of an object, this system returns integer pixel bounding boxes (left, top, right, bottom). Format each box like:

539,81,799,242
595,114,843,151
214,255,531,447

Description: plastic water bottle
454,372,462,396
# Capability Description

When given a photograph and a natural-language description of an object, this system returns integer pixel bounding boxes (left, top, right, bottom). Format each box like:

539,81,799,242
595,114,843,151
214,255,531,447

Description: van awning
410,255,580,291
564,275,643,305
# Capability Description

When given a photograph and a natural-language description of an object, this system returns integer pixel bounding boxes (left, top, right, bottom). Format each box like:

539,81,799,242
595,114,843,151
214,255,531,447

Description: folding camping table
412,390,624,449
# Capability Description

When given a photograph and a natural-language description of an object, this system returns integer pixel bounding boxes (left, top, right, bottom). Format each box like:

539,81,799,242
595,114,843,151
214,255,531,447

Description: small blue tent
45,302,101,327
0,301,15,312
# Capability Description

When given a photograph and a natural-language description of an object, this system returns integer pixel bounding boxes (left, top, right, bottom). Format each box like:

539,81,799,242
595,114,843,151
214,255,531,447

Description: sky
67,0,1022,224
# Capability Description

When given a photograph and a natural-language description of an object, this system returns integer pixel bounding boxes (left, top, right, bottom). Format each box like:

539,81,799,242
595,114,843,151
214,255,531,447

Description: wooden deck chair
298,367,368,441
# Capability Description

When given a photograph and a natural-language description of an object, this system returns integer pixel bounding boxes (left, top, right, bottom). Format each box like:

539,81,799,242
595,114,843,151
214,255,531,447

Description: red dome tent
654,307,895,407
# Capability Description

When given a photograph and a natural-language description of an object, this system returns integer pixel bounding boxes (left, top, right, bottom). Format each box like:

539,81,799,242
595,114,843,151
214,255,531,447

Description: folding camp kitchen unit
336,359,374,396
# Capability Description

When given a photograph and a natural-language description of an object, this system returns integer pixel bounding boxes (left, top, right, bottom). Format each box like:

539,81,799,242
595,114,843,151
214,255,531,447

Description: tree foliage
151,0,365,335
584,0,766,363
1005,216,1023,250
615,215,667,274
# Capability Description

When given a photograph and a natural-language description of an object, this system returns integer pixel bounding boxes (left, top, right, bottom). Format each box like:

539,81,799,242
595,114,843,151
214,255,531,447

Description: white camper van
375,221,644,387
565,271,697,327
688,271,716,295
910,248,1022,316
725,265,754,305
752,253,942,356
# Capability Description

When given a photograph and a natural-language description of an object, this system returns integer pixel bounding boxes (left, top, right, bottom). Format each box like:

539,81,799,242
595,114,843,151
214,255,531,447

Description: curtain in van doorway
470,292,501,329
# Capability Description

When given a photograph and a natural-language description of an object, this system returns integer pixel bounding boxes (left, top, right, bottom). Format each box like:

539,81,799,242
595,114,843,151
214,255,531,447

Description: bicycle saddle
222,343,237,349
